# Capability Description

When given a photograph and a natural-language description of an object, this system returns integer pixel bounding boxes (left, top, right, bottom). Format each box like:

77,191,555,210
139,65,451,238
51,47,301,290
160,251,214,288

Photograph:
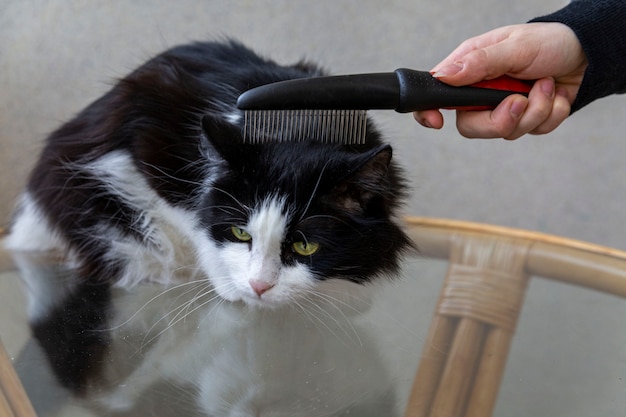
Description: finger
431,26,515,74
434,30,543,88
435,39,534,87
458,42,518,80
413,110,444,129
455,78,557,139
455,95,528,139
504,78,556,139
529,88,571,135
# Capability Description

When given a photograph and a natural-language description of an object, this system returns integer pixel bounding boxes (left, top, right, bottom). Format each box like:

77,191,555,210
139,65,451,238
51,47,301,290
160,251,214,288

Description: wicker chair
2,218,626,417
402,217,626,417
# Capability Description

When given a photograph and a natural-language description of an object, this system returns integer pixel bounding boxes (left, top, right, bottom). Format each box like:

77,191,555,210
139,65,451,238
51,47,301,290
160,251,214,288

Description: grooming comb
236,68,531,144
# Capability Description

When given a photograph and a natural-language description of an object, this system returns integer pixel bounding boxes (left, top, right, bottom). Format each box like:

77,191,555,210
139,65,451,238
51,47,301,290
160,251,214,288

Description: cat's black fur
10,39,412,399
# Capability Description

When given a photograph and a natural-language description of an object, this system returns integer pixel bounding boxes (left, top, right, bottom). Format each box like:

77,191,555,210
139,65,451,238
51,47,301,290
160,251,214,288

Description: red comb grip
470,75,533,94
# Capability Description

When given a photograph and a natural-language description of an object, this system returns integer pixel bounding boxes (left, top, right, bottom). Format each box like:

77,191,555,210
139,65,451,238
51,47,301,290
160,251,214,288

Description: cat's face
195,119,411,308
198,195,325,307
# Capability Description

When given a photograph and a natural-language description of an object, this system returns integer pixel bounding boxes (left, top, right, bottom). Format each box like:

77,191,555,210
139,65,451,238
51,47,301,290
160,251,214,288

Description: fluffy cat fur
5,39,413,416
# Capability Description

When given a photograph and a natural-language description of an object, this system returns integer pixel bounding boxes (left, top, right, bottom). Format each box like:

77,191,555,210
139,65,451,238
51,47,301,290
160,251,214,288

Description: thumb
432,38,532,86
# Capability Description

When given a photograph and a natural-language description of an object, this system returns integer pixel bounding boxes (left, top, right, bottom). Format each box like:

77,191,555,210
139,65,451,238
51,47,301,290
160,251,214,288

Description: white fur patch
87,151,206,288
4,193,78,320
5,193,67,253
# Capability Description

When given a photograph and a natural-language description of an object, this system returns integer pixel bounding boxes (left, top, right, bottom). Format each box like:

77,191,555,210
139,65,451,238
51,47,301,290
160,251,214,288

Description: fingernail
432,62,464,78
510,98,528,120
541,78,555,98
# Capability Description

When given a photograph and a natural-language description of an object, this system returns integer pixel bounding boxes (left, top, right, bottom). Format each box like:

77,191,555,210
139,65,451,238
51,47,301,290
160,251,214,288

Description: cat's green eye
231,226,252,242
292,241,320,256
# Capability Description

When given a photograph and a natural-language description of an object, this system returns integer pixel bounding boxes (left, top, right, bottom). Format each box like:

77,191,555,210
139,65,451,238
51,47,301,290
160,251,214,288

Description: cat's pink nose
249,279,275,296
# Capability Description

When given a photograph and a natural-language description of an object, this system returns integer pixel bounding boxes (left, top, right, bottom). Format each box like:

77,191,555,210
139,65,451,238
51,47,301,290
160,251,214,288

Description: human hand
414,23,587,139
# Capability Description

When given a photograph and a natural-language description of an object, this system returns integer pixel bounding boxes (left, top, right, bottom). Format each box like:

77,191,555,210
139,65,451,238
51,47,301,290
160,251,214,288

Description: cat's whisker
120,279,210,332
163,295,227,339
140,294,206,339
295,296,358,347
298,214,350,226
306,291,365,346
141,281,235,346
148,381,201,415
294,230,308,245
134,299,209,347
299,161,329,221
202,220,243,229
307,289,365,315
212,187,252,213
103,279,213,332
201,293,232,325
291,298,327,335
140,161,205,187
174,280,229,325
310,298,363,347
198,204,248,218
164,282,215,325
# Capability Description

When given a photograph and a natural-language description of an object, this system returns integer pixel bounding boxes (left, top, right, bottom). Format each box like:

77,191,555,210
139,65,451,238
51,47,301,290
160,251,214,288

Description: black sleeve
529,0,626,113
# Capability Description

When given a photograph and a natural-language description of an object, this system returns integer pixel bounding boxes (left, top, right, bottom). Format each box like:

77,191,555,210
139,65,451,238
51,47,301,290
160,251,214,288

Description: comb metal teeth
242,109,368,145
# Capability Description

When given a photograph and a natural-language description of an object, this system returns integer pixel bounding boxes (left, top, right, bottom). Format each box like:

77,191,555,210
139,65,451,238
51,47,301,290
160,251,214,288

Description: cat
5,39,413,416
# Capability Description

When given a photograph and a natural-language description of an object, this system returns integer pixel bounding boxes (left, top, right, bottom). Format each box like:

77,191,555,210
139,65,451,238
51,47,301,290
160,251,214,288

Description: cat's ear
329,145,395,215
201,114,244,164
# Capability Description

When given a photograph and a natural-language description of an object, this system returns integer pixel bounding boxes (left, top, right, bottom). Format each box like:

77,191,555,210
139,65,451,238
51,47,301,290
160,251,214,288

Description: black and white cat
5,40,413,416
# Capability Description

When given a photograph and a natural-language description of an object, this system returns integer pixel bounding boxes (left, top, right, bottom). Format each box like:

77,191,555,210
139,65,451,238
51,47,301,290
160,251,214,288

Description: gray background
1,1,625,416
